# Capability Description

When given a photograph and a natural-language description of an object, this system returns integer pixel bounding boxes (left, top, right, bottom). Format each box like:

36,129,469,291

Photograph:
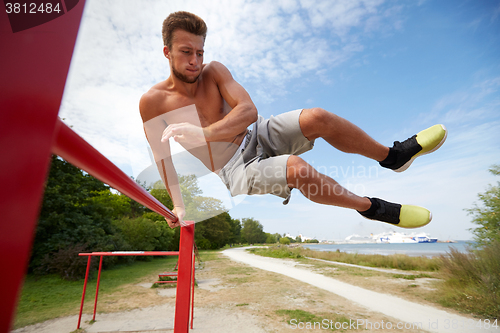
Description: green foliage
279,237,291,245
34,158,248,281
241,218,266,244
196,238,212,250
148,177,243,250
249,246,303,259
467,165,500,246
438,240,500,318
33,156,128,273
112,216,159,251
305,239,320,243
37,244,98,281
228,218,242,244
149,182,174,210
253,246,440,271
266,233,277,244
88,190,132,217
195,212,233,249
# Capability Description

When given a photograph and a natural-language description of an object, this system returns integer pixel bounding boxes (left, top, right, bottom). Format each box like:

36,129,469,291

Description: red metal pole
190,250,195,329
77,256,92,329
174,223,195,333
93,256,104,321
0,2,86,332
52,119,178,223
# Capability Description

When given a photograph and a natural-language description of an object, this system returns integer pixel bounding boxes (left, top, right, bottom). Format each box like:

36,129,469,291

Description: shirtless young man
140,11,447,229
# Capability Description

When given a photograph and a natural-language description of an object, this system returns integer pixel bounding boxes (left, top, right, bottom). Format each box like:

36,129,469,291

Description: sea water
302,241,472,258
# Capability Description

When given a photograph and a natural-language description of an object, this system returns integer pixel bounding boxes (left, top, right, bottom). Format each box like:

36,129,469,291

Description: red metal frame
76,247,194,331
0,2,86,332
0,1,196,331
92,256,103,322
175,223,195,332
53,119,178,223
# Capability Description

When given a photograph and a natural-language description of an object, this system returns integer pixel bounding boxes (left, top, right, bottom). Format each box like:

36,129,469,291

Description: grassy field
248,245,441,271
250,245,500,319
14,256,178,329
13,245,498,330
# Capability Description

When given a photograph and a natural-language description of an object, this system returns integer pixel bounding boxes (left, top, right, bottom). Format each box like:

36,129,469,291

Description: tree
195,212,233,249
33,156,129,275
148,176,235,250
279,237,290,245
265,233,277,244
241,218,266,244
113,217,160,251
467,165,500,246
228,218,242,244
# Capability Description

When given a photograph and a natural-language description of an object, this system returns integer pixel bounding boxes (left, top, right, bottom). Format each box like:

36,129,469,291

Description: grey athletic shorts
217,109,315,204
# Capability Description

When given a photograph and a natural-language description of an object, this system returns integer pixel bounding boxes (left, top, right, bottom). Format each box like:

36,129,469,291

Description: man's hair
162,11,207,49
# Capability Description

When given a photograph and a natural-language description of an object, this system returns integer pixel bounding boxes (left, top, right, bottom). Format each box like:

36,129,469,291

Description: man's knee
287,156,312,186
304,107,332,122
300,107,336,139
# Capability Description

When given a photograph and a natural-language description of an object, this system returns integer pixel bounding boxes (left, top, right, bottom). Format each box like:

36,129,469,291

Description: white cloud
431,76,500,125
59,0,407,179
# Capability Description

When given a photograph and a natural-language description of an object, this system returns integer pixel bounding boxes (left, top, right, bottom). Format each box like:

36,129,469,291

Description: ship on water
376,232,438,244
344,232,438,244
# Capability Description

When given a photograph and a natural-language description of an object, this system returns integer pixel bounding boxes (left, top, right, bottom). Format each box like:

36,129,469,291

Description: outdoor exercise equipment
0,2,195,332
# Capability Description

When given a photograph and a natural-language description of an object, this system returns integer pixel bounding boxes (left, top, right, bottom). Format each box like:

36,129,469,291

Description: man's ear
163,46,170,59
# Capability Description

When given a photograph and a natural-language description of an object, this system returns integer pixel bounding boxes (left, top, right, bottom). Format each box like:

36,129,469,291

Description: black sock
358,197,379,217
379,147,397,167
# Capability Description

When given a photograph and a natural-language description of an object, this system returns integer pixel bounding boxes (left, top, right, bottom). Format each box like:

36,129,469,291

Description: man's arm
140,93,185,228
203,61,258,142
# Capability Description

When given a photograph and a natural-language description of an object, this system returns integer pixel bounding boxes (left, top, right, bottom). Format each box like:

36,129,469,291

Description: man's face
165,29,205,84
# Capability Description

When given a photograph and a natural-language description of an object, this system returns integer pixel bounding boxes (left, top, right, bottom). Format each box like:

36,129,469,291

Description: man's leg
286,155,371,211
299,108,389,161
286,155,432,228
298,107,447,172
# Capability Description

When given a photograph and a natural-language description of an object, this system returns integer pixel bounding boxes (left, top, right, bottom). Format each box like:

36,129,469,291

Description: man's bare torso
142,62,247,172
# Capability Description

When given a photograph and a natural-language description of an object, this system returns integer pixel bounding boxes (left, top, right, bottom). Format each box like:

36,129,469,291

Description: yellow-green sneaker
358,197,432,229
380,124,447,172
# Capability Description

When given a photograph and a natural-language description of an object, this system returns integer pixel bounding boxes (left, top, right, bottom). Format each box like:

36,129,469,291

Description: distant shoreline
302,240,471,258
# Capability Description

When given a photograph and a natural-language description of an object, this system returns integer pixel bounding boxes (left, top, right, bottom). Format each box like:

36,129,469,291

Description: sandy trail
222,247,499,333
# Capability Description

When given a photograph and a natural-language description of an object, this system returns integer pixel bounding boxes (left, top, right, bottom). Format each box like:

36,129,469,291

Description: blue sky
60,0,500,241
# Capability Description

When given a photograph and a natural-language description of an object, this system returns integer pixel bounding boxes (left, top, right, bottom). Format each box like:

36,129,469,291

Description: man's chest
164,89,227,127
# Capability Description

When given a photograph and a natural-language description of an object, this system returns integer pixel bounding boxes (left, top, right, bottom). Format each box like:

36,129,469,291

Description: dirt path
222,247,499,333
13,248,498,333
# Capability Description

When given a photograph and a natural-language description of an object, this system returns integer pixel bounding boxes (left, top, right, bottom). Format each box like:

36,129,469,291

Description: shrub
36,244,98,280
438,240,500,318
279,237,291,245
197,239,212,250
113,217,160,252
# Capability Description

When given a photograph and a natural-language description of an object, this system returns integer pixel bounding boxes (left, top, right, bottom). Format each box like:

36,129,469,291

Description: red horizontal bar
79,251,179,256
52,119,178,223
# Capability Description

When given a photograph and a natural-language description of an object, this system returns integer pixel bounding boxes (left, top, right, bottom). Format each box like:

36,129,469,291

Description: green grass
250,245,440,271
248,246,303,259
392,273,433,280
437,242,500,318
275,309,350,331
14,256,177,329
